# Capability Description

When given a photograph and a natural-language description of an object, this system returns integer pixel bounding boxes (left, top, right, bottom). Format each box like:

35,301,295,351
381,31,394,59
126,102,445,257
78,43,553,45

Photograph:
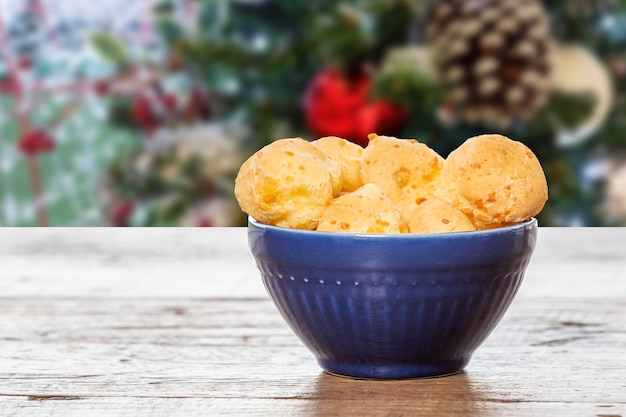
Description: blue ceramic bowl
248,217,537,379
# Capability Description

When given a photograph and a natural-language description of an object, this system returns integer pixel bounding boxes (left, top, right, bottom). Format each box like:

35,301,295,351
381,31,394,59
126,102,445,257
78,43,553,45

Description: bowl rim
248,216,537,240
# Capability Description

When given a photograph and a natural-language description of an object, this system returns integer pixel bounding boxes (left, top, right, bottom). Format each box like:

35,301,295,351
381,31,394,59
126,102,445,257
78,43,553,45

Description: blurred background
0,0,625,227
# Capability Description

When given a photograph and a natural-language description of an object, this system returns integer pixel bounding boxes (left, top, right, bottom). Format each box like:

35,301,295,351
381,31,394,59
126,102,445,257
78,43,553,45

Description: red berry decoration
131,94,159,133
184,86,213,121
131,91,177,134
18,57,33,71
161,92,177,113
0,75,21,96
17,129,55,156
93,79,111,96
108,201,134,227
196,218,214,227
304,67,407,147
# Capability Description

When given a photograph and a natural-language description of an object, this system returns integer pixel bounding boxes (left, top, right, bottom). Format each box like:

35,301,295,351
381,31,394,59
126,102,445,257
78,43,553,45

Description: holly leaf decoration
88,31,129,66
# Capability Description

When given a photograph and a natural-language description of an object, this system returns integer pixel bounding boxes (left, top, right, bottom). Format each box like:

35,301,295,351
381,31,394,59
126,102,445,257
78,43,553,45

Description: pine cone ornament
424,0,552,127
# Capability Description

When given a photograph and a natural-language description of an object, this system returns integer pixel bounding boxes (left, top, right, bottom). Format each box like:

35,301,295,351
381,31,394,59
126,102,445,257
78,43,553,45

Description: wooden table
1,228,625,416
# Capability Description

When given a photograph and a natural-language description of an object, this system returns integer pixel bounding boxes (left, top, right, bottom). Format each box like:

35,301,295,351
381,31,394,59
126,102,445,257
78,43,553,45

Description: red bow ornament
304,68,407,147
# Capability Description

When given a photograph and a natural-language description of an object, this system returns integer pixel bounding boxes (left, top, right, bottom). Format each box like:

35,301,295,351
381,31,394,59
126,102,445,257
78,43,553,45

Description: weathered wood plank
1,297,625,411
1,228,625,416
0,228,266,298
1,396,624,417
1,228,625,299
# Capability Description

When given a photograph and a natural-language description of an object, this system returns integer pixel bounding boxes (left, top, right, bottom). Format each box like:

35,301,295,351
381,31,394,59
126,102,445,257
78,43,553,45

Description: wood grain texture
1,228,625,416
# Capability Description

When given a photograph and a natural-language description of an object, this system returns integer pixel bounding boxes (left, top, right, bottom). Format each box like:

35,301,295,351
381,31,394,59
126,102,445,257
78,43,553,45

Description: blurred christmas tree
0,0,626,226
150,0,420,146
100,0,424,226
129,0,626,226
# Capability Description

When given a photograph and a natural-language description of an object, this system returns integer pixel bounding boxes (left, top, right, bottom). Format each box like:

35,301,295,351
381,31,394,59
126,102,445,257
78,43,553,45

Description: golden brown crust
235,134,547,233
407,198,476,234
361,135,444,220
435,134,548,228
234,138,341,230
317,184,404,234
312,136,364,192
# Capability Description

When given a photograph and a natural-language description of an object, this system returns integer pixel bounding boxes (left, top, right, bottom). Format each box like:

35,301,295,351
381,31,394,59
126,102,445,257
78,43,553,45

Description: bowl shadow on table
304,371,486,416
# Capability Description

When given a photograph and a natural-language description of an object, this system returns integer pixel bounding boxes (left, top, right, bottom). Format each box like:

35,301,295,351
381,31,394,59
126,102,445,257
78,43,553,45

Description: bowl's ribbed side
257,260,528,379
248,218,536,379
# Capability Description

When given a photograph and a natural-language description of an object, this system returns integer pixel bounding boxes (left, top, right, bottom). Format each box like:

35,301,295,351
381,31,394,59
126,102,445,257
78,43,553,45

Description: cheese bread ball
361,134,444,220
234,138,343,230
407,198,475,234
317,183,404,234
277,137,344,196
436,134,548,228
312,136,364,192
